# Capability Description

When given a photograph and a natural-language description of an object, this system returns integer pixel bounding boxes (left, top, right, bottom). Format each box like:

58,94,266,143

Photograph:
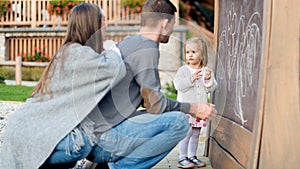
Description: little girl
174,37,217,168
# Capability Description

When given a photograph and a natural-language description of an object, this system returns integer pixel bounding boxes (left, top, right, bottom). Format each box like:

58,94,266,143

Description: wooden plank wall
253,0,300,168
210,0,300,168
209,116,252,168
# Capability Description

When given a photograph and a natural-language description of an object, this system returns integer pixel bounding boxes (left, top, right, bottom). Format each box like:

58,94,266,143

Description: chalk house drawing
216,4,262,125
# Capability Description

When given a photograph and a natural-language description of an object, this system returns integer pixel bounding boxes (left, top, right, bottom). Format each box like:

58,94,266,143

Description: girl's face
185,42,202,68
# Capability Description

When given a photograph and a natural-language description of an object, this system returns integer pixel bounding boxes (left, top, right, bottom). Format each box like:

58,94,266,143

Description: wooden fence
0,26,139,61
7,36,64,61
1,57,48,85
0,26,188,87
0,0,140,28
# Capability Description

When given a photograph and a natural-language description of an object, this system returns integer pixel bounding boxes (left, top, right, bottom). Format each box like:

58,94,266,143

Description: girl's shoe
177,158,195,168
188,156,206,167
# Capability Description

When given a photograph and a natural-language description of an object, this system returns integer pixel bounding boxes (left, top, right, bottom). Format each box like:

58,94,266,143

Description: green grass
0,83,178,102
0,84,34,102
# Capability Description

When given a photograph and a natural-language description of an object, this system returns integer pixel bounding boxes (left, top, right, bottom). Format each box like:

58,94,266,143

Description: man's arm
128,40,217,120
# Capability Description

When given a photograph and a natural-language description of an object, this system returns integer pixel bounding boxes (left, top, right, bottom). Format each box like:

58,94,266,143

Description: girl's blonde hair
31,3,104,97
185,37,208,68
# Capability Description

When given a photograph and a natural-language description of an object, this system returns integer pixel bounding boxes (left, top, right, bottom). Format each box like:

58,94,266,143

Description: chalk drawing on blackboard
216,4,261,125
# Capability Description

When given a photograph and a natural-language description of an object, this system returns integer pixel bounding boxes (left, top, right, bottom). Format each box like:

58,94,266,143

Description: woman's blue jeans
45,111,189,169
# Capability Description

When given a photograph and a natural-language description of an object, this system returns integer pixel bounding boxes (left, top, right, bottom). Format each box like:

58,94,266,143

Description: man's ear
161,19,169,29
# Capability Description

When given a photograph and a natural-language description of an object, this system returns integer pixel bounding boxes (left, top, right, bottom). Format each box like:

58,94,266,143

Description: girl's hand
192,69,202,82
204,69,211,83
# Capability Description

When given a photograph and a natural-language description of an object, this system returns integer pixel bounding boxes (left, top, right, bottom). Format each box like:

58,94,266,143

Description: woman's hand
103,40,121,56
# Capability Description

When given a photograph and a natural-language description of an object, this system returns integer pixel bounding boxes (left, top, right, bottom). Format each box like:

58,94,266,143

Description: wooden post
213,0,220,71
15,56,22,85
31,0,37,28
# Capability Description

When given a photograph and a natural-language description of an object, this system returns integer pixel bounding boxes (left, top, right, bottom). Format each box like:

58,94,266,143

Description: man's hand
189,102,217,120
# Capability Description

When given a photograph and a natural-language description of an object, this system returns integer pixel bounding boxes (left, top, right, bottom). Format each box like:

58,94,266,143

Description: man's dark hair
141,0,177,27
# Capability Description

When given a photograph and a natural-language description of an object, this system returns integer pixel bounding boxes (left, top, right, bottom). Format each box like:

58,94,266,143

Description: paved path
153,141,213,169
82,142,213,169
153,150,212,169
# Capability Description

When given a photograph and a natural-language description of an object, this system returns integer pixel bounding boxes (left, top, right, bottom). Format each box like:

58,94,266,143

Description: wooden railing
0,0,140,28
0,26,140,61
0,0,181,62
0,26,187,87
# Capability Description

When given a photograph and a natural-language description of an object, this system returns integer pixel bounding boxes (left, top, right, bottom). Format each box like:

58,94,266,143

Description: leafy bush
166,82,177,94
22,67,45,81
121,0,145,13
21,47,50,62
48,0,83,16
179,1,191,20
0,75,5,84
0,66,14,79
0,66,45,81
121,0,190,18
0,0,11,17
164,82,177,100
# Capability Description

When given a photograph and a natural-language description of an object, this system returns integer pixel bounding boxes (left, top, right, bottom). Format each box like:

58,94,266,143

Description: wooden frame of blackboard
209,0,300,168
209,0,266,168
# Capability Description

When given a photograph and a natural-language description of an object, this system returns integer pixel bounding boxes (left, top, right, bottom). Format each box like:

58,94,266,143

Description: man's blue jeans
45,111,189,169
90,111,189,169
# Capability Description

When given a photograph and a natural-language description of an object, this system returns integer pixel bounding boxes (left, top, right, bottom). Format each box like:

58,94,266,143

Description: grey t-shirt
89,35,190,136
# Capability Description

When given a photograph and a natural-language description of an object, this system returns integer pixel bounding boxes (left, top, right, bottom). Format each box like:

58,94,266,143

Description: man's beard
159,35,170,43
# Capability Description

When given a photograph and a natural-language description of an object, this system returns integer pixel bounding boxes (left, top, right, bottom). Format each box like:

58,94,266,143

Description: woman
0,3,125,169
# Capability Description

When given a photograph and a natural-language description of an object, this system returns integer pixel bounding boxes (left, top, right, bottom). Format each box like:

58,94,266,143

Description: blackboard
213,0,263,131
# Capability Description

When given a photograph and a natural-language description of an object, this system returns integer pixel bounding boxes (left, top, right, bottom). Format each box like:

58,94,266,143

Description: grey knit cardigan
0,43,126,169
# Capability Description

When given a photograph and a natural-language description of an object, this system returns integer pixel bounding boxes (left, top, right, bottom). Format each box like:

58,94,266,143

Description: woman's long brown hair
30,3,104,98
